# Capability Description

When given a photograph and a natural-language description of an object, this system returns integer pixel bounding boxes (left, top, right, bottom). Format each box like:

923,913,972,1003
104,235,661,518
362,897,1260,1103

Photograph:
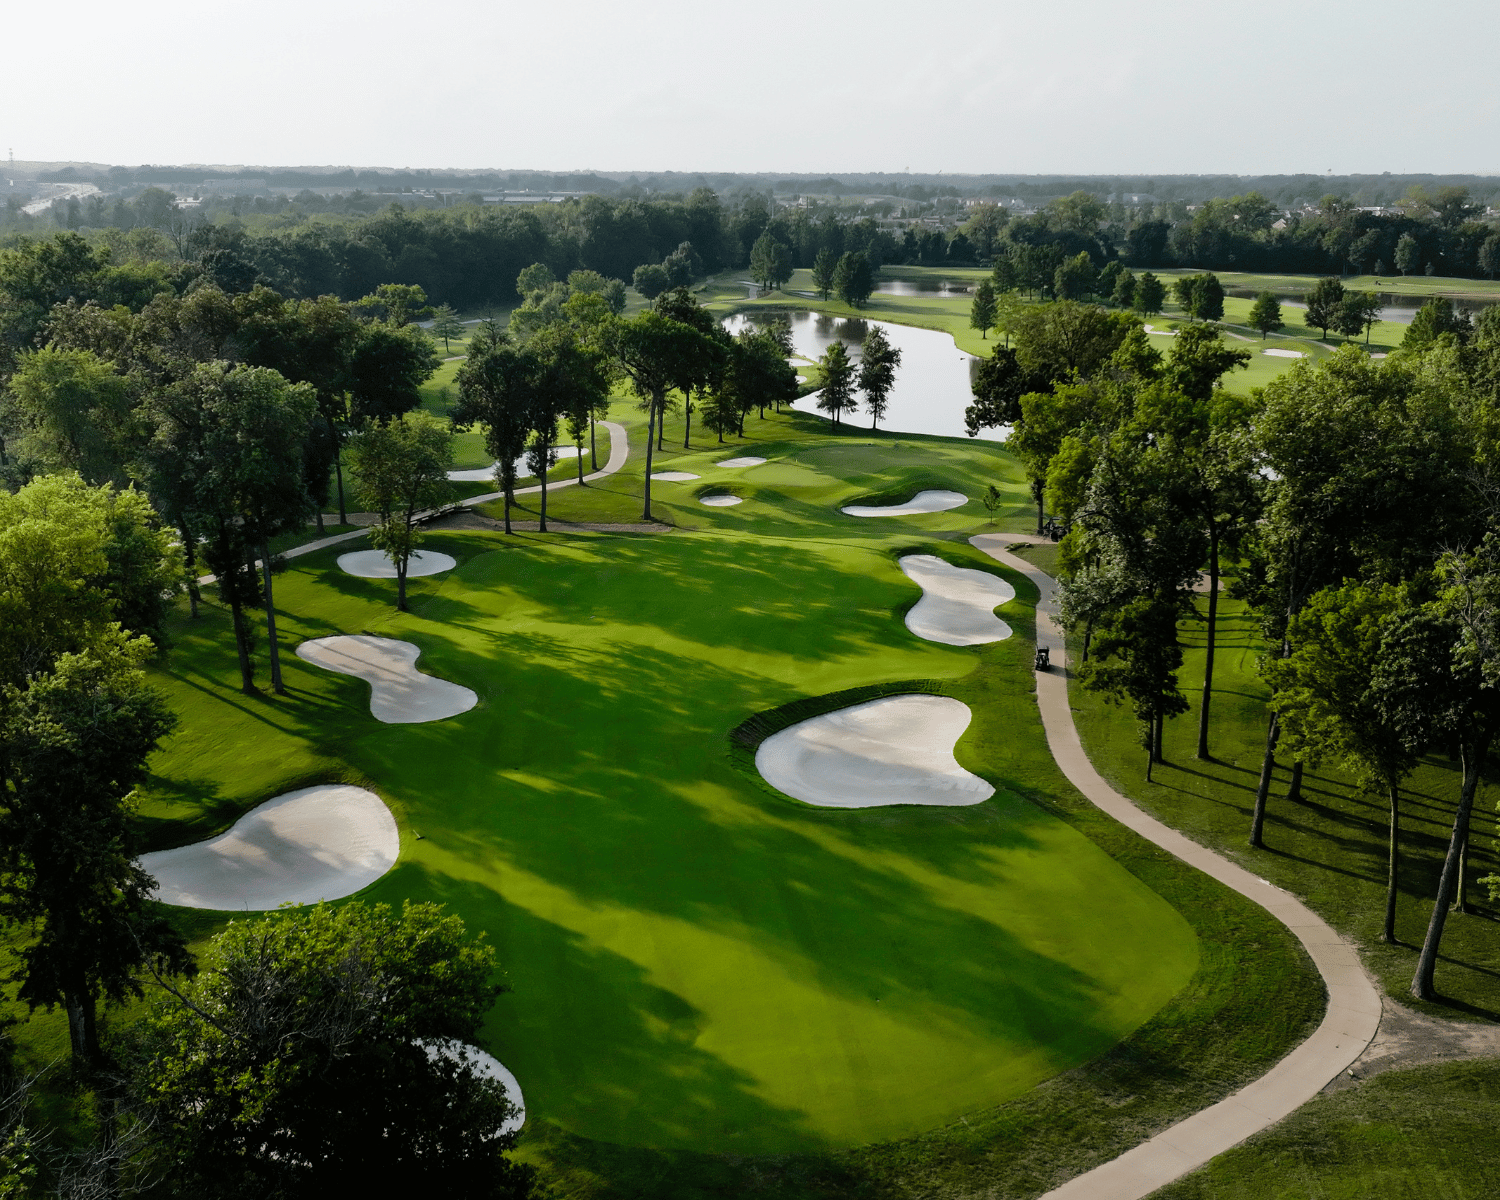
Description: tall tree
815,341,857,425
857,326,902,429
748,233,792,292
969,281,998,340
811,247,837,301
0,647,189,1071
346,411,454,610
1394,232,1422,276
454,339,536,535
1304,277,1346,340
832,252,875,307
3,347,135,486
1133,271,1166,316
136,363,317,693
1248,291,1284,339
429,304,465,353
1269,583,1419,945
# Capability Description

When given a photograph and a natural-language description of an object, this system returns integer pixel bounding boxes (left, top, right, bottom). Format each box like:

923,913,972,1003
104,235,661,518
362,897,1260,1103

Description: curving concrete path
198,421,631,583
969,532,1381,1200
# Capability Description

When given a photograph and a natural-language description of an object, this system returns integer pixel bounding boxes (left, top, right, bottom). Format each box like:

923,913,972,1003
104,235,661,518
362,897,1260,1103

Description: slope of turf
125,420,1199,1153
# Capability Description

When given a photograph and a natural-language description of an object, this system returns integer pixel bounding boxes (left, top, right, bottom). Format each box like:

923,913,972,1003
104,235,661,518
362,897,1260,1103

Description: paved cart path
198,421,631,583
970,532,1382,1200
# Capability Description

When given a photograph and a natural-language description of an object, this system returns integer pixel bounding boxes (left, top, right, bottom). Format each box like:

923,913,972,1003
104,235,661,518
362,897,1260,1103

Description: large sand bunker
651,471,700,481
448,446,582,482
296,635,477,723
717,456,766,468
699,494,743,507
337,549,457,578
842,490,966,517
756,695,994,808
422,1040,526,1134
1263,348,1305,359
899,555,1015,645
142,784,399,910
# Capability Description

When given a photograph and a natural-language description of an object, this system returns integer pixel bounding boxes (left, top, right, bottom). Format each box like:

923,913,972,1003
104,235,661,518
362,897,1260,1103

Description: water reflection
723,310,995,442
874,279,973,296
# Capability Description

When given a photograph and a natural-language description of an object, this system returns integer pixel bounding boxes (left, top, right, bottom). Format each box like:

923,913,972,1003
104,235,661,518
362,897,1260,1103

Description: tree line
967,292,1500,1003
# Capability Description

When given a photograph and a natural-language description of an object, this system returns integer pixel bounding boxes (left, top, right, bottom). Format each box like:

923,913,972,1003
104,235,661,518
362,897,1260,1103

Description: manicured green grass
4,412,1327,1196
1148,265,1500,303
1071,592,1500,1018
1155,1059,1500,1199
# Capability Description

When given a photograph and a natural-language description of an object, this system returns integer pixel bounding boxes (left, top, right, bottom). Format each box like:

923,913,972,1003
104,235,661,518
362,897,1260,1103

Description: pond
874,278,974,296
722,310,995,442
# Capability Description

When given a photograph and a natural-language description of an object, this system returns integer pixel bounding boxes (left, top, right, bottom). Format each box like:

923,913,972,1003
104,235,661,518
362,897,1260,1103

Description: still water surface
722,310,994,442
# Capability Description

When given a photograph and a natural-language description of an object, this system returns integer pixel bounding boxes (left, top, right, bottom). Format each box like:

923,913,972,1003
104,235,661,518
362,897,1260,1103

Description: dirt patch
1322,995,1500,1093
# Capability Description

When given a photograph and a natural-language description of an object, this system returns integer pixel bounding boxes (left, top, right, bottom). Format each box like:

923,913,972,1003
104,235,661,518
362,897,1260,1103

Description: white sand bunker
756,695,994,808
142,784,399,910
296,635,477,723
338,549,457,578
899,555,1015,645
1263,348,1305,358
422,1040,525,1134
717,456,766,468
699,494,743,507
842,490,967,517
448,446,582,482
651,471,700,481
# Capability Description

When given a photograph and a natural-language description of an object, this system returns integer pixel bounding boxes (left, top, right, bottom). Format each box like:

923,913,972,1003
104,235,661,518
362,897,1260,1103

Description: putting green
138,415,1197,1154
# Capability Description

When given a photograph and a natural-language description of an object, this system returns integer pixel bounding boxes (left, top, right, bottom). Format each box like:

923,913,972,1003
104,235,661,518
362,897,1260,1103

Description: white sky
10,0,1500,176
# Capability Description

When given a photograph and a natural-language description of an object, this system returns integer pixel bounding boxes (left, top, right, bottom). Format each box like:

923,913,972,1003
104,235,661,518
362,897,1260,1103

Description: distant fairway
129,410,1198,1153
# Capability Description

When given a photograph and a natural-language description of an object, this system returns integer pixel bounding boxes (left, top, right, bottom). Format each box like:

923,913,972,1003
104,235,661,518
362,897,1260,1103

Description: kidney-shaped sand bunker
899,555,1015,646
842,490,966,517
141,784,399,910
756,695,994,808
338,549,456,578
297,635,477,723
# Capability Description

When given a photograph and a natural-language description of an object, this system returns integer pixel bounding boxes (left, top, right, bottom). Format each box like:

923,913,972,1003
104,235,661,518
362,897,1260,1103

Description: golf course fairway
135,414,1199,1154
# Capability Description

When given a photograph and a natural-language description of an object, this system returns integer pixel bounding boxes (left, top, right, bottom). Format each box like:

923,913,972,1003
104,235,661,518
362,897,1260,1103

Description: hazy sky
12,0,1500,175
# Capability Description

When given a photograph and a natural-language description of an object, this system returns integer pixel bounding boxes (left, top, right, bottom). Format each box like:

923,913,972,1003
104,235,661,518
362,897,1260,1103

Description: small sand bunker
651,471,700,481
422,1040,525,1134
717,456,766,468
756,695,994,808
842,490,967,517
296,635,477,723
142,784,399,910
448,446,582,482
1263,348,1305,358
899,555,1015,645
699,494,743,507
338,549,457,579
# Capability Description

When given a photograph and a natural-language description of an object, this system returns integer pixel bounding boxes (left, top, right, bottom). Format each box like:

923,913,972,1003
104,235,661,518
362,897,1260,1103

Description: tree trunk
1146,739,1153,783
643,396,659,521
229,591,255,694
397,561,408,612
334,451,347,525
1197,527,1219,760
683,397,693,449
503,485,512,535
64,975,99,1073
576,445,585,484
1287,760,1304,803
314,508,324,533
590,414,598,471
1412,735,1489,1000
1383,781,1401,944
1152,710,1164,764
1250,710,1279,848
1033,483,1045,536
179,522,200,619
539,457,549,533
1454,827,1471,914
259,542,285,696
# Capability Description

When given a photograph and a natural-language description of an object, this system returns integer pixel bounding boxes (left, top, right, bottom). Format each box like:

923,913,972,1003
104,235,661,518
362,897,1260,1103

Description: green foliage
1304,276,1346,338
134,901,531,1199
631,263,669,300
1402,295,1471,350
0,647,187,1068
969,280,997,338
1132,270,1166,316
856,326,901,429
429,302,465,352
832,251,874,307
815,340,856,423
1052,251,1096,302
3,346,134,485
353,282,433,327
1110,267,1137,308
810,246,837,300
1246,290,1283,338
1011,300,1139,383
748,233,793,291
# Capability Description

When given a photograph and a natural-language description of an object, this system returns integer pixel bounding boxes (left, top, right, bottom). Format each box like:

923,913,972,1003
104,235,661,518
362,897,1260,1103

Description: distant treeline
26,164,1500,207
7,185,1500,321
